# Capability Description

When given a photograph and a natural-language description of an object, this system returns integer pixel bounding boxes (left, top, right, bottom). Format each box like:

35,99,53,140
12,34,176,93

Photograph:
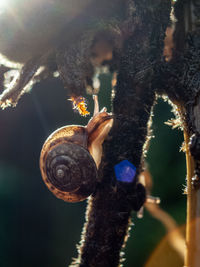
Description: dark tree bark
71,1,171,266
155,1,200,266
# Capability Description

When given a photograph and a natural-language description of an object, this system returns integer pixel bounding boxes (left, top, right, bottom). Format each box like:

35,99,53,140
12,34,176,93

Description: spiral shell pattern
40,142,98,202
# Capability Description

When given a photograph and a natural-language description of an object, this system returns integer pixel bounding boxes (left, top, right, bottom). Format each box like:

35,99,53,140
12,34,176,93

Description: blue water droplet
114,160,136,183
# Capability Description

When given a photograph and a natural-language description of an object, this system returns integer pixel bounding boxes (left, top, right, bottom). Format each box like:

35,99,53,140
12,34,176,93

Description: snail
40,95,113,202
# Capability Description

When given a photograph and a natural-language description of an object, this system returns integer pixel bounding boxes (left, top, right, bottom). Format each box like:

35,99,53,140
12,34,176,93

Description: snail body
40,96,113,202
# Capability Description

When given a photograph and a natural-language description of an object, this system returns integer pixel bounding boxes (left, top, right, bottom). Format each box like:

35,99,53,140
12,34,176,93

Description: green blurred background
0,74,186,267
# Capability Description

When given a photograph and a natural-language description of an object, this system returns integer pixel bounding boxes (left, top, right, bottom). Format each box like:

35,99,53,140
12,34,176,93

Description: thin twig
184,129,200,267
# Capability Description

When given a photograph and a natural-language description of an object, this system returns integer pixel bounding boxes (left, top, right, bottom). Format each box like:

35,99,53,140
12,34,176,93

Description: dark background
0,74,186,267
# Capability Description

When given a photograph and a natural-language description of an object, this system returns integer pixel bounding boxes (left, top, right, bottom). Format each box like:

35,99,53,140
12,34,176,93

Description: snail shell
40,101,113,202
40,126,98,202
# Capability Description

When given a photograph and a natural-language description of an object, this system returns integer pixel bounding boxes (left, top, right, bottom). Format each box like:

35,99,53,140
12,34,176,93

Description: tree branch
71,1,171,266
